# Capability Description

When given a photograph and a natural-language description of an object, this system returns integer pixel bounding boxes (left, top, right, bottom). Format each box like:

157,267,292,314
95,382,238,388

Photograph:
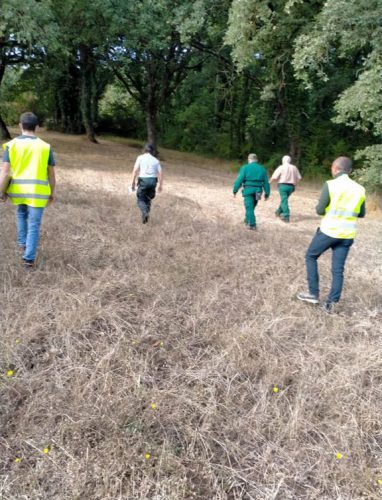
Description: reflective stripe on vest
3,138,51,208
326,209,359,218
10,179,49,186
8,193,50,200
320,175,365,239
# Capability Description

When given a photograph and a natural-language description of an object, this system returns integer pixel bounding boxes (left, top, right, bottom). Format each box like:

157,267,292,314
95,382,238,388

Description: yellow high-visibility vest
3,137,51,208
320,174,365,239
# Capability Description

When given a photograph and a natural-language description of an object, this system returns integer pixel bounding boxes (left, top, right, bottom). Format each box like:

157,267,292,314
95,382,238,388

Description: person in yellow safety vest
297,156,366,312
0,112,56,268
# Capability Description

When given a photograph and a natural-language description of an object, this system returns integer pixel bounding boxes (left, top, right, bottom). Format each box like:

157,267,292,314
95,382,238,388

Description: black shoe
248,225,257,231
281,217,290,223
275,211,281,218
142,215,149,224
23,259,35,269
296,291,319,305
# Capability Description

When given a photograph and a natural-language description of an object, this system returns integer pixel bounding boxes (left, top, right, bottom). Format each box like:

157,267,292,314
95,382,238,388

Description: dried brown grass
1,131,382,499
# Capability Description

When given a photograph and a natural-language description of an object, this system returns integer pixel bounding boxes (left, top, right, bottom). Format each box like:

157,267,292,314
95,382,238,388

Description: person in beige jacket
270,155,302,222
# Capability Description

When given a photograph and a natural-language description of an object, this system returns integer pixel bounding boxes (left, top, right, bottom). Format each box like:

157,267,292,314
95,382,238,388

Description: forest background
0,0,381,193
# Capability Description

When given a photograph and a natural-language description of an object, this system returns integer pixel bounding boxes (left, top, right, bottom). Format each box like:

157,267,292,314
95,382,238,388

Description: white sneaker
296,291,319,305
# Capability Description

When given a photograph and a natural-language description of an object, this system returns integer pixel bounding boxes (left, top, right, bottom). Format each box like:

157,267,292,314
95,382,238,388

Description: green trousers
276,183,295,220
242,188,260,227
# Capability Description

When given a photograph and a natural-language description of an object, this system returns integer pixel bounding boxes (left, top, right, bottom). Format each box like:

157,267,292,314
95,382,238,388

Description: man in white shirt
269,155,302,222
131,143,163,224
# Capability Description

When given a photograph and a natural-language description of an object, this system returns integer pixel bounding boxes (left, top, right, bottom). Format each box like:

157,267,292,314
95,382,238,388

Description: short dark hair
143,143,154,154
20,112,39,131
334,156,353,173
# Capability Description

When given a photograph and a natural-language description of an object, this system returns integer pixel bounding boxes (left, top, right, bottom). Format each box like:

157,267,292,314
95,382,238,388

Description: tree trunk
145,109,157,151
289,137,300,164
79,45,98,143
235,75,249,155
0,60,11,140
0,113,11,140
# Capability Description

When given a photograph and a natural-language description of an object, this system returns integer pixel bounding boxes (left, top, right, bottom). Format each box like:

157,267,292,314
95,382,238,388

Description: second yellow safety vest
3,137,52,208
320,174,365,239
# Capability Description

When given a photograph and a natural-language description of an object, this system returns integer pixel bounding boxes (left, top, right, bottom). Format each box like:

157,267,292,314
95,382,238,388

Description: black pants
136,177,157,217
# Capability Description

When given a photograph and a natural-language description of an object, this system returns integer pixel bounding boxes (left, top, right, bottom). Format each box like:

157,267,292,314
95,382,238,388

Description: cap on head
248,153,258,163
20,112,38,132
333,156,352,174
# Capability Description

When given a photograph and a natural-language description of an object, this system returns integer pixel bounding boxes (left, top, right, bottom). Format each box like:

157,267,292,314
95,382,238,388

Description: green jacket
233,162,270,197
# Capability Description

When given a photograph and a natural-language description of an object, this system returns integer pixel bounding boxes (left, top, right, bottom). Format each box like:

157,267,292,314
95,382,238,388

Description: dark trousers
136,177,157,218
305,229,354,303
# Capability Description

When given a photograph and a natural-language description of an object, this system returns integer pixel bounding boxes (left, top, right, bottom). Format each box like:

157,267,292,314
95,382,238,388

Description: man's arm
263,169,271,198
233,167,245,195
358,201,366,218
48,166,56,203
0,162,11,201
157,169,163,193
131,165,139,190
316,182,330,215
131,157,140,190
269,166,281,183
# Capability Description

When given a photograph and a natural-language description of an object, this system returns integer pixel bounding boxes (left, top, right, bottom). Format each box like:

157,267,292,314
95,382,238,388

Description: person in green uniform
233,153,270,230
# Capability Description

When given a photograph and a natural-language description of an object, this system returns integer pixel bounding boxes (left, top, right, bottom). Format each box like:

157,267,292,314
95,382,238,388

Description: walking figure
297,156,366,312
131,143,163,224
270,155,302,222
233,153,270,231
0,112,56,268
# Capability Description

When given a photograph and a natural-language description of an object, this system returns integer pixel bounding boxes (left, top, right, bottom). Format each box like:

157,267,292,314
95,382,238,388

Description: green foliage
0,0,58,51
98,84,145,137
333,62,382,136
293,0,382,192
354,146,382,194
1,0,381,195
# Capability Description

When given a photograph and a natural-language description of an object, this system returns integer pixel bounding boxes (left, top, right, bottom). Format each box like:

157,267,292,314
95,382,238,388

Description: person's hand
158,185,163,193
48,194,55,205
0,193,7,203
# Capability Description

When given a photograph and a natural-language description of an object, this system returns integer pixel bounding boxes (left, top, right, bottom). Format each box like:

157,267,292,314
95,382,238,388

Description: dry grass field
1,131,381,500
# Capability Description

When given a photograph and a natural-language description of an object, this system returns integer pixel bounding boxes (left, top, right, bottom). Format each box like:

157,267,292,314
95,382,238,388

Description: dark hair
334,156,353,173
143,143,154,154
20,112,39,131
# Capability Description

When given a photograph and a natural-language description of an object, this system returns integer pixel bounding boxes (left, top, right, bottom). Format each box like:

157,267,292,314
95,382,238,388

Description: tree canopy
1,0,381,192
